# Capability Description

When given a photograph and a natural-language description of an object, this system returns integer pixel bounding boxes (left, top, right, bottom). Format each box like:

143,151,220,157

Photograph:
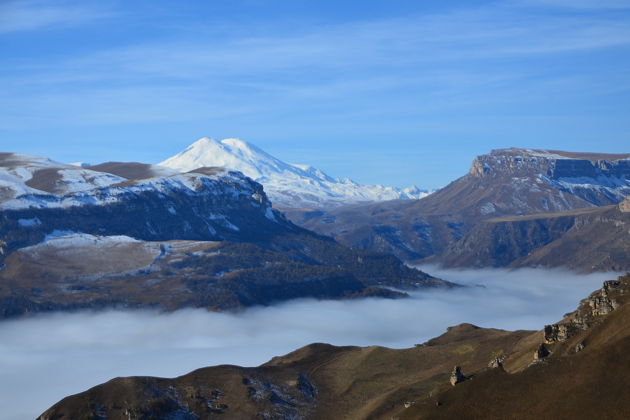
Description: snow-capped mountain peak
162,137,295,181
159,137,430,208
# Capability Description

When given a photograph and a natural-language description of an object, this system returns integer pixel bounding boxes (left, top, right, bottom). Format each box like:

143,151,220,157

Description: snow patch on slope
0,153,125,200
159,137,430,208
0,152,261,212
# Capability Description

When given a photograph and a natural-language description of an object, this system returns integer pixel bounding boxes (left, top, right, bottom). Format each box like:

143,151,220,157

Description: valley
1,142,628,419
0,268,612,420
5,2,630,418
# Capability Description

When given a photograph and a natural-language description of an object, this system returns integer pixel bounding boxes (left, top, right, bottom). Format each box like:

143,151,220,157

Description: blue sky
1,0,629,189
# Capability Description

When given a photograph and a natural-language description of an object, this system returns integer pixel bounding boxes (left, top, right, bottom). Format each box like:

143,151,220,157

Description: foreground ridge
38,273,630,419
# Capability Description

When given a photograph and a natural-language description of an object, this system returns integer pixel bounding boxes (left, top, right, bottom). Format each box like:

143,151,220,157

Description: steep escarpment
469,148,630,207
39,273,630,419
0,169,295,262
286,148,630,270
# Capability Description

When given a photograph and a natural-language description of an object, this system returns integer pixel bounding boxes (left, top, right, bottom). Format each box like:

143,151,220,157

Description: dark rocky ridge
0,168,295,263
39,273,630,419
285,148,630,271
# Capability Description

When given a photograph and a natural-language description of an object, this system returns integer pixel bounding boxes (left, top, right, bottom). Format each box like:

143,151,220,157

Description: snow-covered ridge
470,148,630,208
0,152,124,199
159,137,430,208
0,152,265,212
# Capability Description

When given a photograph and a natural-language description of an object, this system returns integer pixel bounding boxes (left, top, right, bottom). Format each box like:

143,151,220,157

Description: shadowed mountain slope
434,198,630,272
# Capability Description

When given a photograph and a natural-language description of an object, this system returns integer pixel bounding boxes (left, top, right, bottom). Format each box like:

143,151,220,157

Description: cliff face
286,148,630,271
470,148,630,180
469,148,630,208
0,168,295,263
0,154,294,259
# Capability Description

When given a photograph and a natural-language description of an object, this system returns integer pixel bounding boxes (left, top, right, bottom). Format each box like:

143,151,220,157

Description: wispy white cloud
6,4,630,82
516,0,630,10
2,2,628,130
0,0,114,33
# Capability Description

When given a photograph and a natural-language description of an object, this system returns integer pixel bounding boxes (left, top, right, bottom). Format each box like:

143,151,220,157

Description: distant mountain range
159,137,430,207
286,148,630,271
0,152,447,318
3,145,628,319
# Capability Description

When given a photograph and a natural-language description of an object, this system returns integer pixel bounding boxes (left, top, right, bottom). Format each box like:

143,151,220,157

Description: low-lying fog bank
0,267,617,420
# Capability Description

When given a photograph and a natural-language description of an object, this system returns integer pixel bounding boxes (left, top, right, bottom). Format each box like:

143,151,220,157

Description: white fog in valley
0,267,618,420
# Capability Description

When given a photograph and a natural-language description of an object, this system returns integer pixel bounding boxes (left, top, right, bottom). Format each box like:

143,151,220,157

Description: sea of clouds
0,267,618,419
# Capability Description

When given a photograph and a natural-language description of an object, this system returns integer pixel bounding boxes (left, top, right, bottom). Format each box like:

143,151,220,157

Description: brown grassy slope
38,324,536,420
86,162,162,180
39,274,630,420
398,274,630,419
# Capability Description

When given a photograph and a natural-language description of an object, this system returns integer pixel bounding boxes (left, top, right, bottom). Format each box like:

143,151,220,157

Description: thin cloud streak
516,0,630,10
11,10,630,81
2,3,629,132
0,0,114,33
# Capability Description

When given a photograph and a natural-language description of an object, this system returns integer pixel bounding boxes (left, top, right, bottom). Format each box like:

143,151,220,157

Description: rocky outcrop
450,366,467,386
619,196,630,212
470,149,630,191
401,273,630,418
574,341,585,353
544,323,583,344
533,343,550,360
544,280,624,344
488,354,506,369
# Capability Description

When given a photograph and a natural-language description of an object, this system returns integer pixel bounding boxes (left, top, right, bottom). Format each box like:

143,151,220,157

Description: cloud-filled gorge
0,267,618,420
